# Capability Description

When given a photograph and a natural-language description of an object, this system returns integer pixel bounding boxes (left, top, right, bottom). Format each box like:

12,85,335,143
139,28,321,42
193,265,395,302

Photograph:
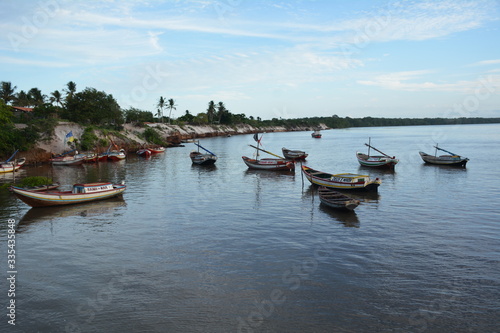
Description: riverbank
15,122,328,164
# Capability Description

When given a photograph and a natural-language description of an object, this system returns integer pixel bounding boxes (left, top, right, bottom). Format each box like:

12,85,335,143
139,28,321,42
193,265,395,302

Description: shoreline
14,122,329,165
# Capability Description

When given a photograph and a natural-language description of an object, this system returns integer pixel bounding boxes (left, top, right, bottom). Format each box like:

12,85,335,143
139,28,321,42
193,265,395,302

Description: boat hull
419,152,469,167
190,152,217,165
108,152,126,161
149,147,165,154
242,156,294,171
137,149,152,158
318,187,360,211
282,148,308,160
11,184,126,208
50,156,85,166
356,152,398,168
302,165,381,191
0,158,26,173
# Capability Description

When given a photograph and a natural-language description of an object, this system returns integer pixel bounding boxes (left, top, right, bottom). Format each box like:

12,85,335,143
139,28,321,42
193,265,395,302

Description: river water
1,124,499,332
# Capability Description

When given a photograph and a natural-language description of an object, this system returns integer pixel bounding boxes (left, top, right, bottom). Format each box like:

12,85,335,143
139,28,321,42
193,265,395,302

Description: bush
20,176,53,187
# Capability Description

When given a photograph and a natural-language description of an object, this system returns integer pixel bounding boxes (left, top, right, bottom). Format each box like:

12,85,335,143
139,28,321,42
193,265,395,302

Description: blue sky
1,0,499,120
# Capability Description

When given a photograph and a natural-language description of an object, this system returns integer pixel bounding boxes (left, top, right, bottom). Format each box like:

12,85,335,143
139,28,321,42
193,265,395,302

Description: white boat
282,147,308,160
356,138,398,168
11,182,126,208
0,150,26,173
242,136,294,171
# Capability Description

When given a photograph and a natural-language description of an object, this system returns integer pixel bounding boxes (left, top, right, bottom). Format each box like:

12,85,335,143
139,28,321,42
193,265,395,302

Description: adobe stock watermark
121,64,170,106
237,236,335,332
8,0,61,52
213,0,244,22
339,2,395,60
64,268,135,333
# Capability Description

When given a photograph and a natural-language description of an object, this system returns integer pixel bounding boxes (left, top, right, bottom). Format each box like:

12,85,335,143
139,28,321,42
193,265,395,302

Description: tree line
1,80,500,157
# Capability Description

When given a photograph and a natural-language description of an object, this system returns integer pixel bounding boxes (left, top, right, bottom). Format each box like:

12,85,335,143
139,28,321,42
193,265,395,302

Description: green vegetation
143,127,167,146
1,79,500,158
20,176,53,187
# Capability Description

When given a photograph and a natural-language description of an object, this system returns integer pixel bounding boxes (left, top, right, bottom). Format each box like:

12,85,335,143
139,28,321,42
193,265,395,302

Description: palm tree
167,98,177,125
28,87,46,107
207,100,216,124
50,90,64,108
157,96,165,123
64,81,77,103
216,101,227,124
14,90,30,107
0,81,17,105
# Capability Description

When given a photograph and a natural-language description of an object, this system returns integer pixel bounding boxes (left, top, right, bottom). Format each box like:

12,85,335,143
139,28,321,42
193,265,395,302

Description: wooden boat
242,138,294,171
108,149,126,161
190,141,217,165
149,147,165,154
50,155,85,166
17,183,60,192
11,182,126,208
282,147,308,160
356,138,398,168
0,150,26,173
419,145,469,167
318,186,360,211
302,165,381,191
311,130,322,138
137,148,152,158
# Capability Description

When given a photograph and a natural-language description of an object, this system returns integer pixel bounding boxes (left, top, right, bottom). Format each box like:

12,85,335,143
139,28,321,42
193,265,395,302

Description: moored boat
242,156,294,171
356,138,398,168
108,149,126,161
50,155,85,166
0,150,26,173
302,165,381,191
419,145,469,167
149,147,165,154
190,141,217,165
242,135,294,171
311,130,322,138
11,182,126,208
282,147,308,160
318,186,360,211
137,148,152,158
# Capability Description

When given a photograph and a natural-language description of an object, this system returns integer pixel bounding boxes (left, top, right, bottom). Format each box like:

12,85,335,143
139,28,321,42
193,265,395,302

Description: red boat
149,147,165,154
137,148,152,158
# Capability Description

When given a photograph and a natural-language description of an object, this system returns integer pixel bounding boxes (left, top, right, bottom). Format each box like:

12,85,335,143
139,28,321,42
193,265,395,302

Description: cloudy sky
1,0,499,120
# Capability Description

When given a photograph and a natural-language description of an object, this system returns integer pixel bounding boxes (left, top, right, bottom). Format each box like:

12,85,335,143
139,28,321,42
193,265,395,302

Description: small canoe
302,165,381,191
11,182,126,208
282,147,308,160
318,186,360,211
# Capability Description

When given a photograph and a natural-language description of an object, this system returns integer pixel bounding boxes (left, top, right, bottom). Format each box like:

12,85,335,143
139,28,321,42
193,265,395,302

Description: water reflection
319,204,360,227
17,197,126,232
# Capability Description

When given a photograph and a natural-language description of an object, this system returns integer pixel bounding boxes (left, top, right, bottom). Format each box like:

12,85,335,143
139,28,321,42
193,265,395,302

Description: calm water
1,124,499,333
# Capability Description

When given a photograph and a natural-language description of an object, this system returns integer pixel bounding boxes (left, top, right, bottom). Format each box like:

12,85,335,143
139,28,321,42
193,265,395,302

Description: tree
28,88,46,107
14,90,30,107
167,98,176,124
177,110,194,123
216,101,230,124
65,87,123,126
50,90,64,108
64,81,77,104
123,107,154,123
157,96,165,123
0,81,17,105
207,100,216,124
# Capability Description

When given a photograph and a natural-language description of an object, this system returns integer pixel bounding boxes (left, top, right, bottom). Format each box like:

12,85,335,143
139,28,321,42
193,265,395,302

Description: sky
1,0,500,120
